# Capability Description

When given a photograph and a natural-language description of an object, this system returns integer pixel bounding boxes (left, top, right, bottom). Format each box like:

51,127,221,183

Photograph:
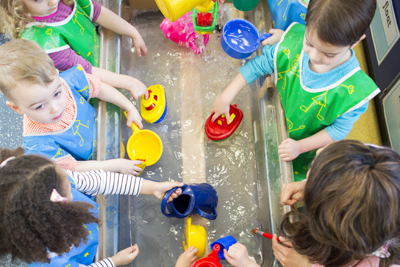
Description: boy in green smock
211,0,380,181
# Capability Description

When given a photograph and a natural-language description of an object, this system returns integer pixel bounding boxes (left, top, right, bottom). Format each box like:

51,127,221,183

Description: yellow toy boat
141,85,168,124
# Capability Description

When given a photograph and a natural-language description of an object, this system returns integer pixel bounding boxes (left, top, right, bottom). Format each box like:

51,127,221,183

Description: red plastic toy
196,12,213,27
192,244,223,267
205,104,243,141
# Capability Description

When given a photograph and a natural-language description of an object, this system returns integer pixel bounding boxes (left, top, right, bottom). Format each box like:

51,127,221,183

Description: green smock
274,23,380,181
21,0,99,67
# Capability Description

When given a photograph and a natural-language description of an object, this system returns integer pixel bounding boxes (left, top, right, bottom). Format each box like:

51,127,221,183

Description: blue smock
23,65,97,162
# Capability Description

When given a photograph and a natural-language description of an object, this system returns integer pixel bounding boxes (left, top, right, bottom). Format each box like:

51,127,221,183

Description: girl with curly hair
0,147,183,267
0,0,150,102
222,140,400,267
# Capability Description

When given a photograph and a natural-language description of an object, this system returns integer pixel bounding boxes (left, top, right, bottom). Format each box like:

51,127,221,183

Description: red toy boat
205,104,243,141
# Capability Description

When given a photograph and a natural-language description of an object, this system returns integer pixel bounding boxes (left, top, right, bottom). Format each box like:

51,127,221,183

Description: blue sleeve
325,102,369,141
239,43,277,84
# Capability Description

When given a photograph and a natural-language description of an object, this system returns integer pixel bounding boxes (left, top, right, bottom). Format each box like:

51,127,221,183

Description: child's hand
211,94,231,123
278,138,302,161
127,77,149,100
224,243,252,267
272,235,312,267
261,29,284,46
126,106,143,129
110,159,144,175
110,244,139,266
280,180,306,205
153,182,184,202
132,33,148,57
175,246,199,267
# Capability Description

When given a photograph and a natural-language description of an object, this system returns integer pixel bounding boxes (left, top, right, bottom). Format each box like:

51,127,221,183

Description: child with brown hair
1,0,149,101
0,39,143,174
211,0,380,181
0,147,183,266
223,140,400,267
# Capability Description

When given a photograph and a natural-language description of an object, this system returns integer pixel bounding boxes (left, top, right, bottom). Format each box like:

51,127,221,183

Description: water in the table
122,10,263,267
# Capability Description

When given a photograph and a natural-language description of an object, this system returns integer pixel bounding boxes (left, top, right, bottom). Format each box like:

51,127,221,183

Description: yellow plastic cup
183,217,206,257
155,0,215,22
125,112,163,166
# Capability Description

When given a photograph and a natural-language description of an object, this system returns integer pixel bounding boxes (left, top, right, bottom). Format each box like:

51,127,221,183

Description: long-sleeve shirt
239,43,369,141
67,169,144,196
66,169,144,267
31,0,102,73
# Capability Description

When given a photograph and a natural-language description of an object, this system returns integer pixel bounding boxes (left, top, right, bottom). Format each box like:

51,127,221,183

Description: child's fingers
144,88,149,100
127,117,143,129
132,160,144,165
188,246,199,256
225,111,231,123
223,249,233,261
280,183,296,205
280,155,293,162
211,112,221,123
141,46,148,57
167,188,182,202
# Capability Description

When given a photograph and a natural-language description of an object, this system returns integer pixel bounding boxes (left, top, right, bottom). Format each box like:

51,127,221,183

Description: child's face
303,28,352,71
23,0,60,17
7,73,68,124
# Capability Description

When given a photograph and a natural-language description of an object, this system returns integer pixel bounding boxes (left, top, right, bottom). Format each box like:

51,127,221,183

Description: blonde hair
1,0,74,39
0,39,57,101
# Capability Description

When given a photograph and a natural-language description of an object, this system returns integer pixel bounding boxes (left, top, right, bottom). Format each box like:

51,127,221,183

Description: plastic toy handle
259,33,272,41
196,0,215,13
196,204,217,220
161,187,179,217
123,111,141,132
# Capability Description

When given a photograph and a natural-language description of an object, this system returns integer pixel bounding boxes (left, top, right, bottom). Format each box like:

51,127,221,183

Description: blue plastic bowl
221,19,271,59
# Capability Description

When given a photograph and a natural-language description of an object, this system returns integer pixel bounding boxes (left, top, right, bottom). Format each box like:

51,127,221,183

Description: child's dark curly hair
0,147,100,264
280,140,400,267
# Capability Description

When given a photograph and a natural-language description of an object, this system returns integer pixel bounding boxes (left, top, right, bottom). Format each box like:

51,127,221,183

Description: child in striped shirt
0,147,183,267
0,39,143,174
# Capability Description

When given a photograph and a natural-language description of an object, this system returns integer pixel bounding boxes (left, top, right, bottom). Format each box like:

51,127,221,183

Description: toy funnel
124,112,163,166
141,85,168,124
155,0,215,22
183,216,206,257
221,19,272,59
192,244,223,267
193,1,219,35
160,12,210,54
205,104,243,141
161,183,218,220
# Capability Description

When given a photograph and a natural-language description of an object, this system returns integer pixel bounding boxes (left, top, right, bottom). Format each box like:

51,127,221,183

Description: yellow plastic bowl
126,123,163,166
183,217,206,257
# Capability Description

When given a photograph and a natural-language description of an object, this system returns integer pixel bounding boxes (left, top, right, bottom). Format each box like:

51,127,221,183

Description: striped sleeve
67,170,143,196
49,48,93,73
79,257,115,267
91,0,102,22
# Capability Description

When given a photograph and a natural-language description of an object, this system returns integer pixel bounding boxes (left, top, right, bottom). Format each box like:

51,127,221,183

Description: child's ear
6,101,24,114
350,34,366,49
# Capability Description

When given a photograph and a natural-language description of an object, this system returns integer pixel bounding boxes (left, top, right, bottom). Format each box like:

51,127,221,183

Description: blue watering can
161,183,218,220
